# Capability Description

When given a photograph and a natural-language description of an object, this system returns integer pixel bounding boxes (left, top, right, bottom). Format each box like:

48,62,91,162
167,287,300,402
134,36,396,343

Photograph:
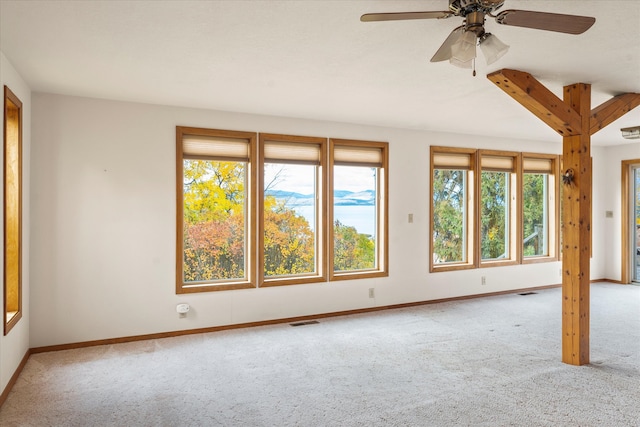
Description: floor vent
518,292,537,296
290,320,319,327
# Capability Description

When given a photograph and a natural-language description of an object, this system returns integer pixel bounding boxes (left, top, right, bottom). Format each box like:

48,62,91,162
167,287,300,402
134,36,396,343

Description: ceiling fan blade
430,26,465,62
361,11,452,22
494,10,595,35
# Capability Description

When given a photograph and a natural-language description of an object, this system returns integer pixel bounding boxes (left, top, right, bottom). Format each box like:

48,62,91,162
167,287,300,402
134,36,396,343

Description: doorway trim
621,159,640,284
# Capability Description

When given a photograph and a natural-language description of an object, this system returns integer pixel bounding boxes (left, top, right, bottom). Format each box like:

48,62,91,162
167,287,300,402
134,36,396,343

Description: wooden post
487,69,640,366
561,84,591,365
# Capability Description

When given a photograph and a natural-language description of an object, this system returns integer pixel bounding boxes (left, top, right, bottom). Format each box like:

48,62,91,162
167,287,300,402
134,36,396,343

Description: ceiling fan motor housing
450,0,505,16
465,11,487,35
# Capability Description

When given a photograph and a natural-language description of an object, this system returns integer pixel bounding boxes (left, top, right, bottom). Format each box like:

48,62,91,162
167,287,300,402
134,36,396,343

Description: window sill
430,263,475,273
522,255,558,264
177,281,255,294
260,275,326,288
4,310,21,335
330,270,387,281
5,311,18,323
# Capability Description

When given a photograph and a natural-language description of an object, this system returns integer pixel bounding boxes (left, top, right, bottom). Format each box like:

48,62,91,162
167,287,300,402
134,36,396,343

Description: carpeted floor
1,283,639,426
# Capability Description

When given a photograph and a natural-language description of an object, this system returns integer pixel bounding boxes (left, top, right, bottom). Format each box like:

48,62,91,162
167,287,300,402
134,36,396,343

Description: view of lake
293,205,376,236
264,164,377,237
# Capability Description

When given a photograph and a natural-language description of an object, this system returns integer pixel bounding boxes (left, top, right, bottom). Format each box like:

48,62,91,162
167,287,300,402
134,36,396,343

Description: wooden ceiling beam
590,93,640,136
487,69,581,137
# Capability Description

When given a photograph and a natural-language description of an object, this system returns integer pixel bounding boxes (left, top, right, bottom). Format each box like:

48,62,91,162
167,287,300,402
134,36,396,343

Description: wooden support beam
487,69,581,136
488,69,640,366
590,93,640,135
561,84,592,365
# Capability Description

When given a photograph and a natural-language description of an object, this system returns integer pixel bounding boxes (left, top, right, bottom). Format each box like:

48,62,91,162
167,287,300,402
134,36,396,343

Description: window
4,86,22,335
479,151,518,266
259,134,326,286
330,139,388,280
522,155,557,261
430,146,559,272
176,127,256,293
177,128,388,292
431,148,475,270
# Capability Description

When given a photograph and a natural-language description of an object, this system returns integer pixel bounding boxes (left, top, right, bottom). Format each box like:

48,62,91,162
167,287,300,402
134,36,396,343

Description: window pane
481,171,509,260
523,173,549,256
263,163,317,277
182,160,247,282
432,169,467,264
333,166,377,272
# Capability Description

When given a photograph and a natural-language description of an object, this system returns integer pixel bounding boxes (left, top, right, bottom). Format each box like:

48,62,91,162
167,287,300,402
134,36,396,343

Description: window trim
621,159,640,284
3,85,22,335
329,138,389,281
521,153,559,264
177,128,389,293
258,133,328,288
430,146,477,272
478,150,520,268
430,146,560,273
176,126,257,294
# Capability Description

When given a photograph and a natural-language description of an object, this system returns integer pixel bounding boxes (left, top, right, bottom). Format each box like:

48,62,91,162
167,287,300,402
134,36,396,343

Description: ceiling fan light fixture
449,57,474,68
450,30,477,63
479,33,510,65
621,126,640,140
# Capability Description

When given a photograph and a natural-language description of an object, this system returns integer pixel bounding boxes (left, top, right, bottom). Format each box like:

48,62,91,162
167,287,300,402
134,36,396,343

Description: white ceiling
1,0,639,146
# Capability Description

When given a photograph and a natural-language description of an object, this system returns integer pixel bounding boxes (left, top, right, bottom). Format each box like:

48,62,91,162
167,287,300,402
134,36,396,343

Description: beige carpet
1,283,639,426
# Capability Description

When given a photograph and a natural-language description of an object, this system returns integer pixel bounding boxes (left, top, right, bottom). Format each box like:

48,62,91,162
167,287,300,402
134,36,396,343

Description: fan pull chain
472,58,476,77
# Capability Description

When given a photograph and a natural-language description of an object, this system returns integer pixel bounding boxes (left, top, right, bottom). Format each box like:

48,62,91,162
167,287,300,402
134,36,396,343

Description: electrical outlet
369,288,375,298
481,276,486,286
176,303,190,318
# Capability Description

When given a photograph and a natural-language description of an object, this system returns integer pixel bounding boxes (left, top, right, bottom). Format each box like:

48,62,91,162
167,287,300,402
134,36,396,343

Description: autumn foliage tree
333,220,375,271
263,196,315,276
184,160,373,281
183,160,247,281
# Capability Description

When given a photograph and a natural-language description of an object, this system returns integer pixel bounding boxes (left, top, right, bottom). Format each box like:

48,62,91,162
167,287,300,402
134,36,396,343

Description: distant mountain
267,190,313,200
265,190,314,206
265,189,375,206
333,190,375,206
333,190,353,198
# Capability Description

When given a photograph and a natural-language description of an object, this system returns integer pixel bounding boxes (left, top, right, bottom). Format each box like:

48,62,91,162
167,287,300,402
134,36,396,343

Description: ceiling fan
361,0,596,69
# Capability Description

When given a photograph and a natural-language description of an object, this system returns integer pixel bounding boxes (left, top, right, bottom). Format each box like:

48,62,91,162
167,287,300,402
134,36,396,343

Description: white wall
600,143,640,281
30,92,584,348
591,145,607,280
0,52,31,394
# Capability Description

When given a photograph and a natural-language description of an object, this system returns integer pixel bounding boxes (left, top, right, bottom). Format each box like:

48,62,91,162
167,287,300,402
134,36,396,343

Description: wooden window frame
176,128,390,293
176,126,257,293
521,153,559,264
329,138,389,281
621,159,640,284
3,86,22,335
430,146,560,273
430,146,477,272
258,133,328,287
478,150,520,268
